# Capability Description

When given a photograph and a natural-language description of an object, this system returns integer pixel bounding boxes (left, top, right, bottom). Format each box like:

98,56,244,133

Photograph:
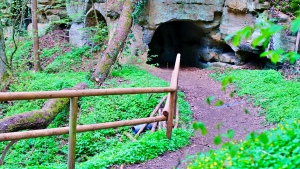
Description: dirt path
124,66,270,169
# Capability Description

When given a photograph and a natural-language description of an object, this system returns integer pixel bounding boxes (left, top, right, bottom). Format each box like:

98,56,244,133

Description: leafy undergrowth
188,69,300,168
210,69,300,123
0,65,192,168
189,119,300,169
44,45,91,73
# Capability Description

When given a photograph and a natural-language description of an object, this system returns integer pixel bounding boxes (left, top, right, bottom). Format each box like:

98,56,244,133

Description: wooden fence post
166,92,176,139
68,97,78,169
165,54,180,139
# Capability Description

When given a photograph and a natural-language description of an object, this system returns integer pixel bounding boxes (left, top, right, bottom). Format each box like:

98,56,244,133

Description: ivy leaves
226,16,300,64
132,0,147,24
193,122,207,136
225,26,254,47
189,120,300,169
291,17,300,34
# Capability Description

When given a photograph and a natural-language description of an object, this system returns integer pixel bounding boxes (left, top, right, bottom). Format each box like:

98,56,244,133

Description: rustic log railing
0,54,181,169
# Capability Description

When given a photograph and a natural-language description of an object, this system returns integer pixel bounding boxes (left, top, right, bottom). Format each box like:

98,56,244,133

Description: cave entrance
147,21,204,67
84,9,108,45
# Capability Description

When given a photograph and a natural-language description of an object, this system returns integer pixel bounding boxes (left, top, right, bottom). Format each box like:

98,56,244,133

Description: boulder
269,11,296,53
27,23,51,37
207,62,240,68
270,31,296,53
69,23,88,47
218,52,240,64
197,39,224,62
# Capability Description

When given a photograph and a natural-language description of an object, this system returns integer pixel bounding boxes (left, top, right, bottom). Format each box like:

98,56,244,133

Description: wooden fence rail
0,54,181,169
0,87,175,101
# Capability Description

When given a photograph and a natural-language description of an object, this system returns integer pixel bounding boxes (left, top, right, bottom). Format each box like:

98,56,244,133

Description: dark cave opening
237,50,269,69
147,21,205,67
223,44,235,53
147,21,267,69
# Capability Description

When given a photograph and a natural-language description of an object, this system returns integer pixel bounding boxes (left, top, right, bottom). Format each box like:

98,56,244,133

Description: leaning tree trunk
0,24,7,81
92,0,134,84
0,83,88,133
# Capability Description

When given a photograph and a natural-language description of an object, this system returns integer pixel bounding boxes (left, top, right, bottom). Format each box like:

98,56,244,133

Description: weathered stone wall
148,0,224,28
133,0,297,67
67,1,117,47
29,0,298,66
31,0,68,23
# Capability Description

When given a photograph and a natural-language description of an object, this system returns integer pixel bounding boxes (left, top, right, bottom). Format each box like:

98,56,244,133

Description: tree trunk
0,24,7,81
0,83,88,133
31,0,42,72
92,0,134,84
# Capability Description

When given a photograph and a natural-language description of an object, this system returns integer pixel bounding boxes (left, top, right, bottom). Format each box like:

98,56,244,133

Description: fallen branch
124,132,137,142
158,109,162,130
135,95,167,137
158,108,166,129
0,140,18,165
151,122,158,132
0,83,88,133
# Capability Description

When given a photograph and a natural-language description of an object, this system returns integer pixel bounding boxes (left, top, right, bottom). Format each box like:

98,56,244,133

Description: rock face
67,1,112,47
66,1,90,23
27,23,52,37
135,0,297,67
25,0,116,47
26,0,298,67
69,23,88,47
148,0,224,28
29,0,67,23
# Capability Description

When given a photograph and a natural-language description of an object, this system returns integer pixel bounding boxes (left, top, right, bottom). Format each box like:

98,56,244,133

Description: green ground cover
189,119,300,169
189,69,300,168
210,69,300,123
0,44,193,168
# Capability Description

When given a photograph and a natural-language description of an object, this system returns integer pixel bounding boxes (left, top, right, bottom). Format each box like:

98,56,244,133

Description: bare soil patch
124,66,272,169
39,29,71,68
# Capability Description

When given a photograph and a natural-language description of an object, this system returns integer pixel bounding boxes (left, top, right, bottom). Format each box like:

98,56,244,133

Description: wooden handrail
0,116,167,141
0,87,175,101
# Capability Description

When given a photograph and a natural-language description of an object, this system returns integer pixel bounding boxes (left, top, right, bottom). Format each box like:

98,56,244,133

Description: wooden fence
0,54,181,169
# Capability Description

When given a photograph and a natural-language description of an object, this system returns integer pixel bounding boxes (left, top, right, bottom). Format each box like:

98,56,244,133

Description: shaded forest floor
124,66,273,169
